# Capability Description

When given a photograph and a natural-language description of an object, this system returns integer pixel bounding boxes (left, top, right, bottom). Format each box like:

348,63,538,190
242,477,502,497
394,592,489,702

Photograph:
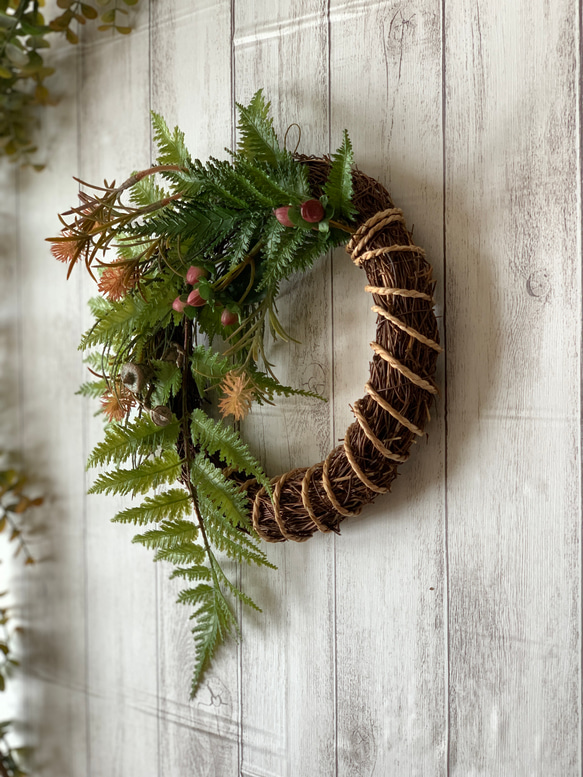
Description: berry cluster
273,198,325,228
172,266,238,327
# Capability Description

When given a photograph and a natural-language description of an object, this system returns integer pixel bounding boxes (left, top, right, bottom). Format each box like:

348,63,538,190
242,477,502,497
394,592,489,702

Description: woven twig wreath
239,157,441,542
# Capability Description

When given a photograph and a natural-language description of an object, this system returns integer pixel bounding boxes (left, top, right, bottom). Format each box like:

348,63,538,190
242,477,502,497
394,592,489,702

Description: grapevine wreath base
242,158,441,542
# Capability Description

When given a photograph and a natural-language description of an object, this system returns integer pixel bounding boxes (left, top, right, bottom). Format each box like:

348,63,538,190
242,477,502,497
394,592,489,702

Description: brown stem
328,219,356,234
180,321,215,567
118,165,187,191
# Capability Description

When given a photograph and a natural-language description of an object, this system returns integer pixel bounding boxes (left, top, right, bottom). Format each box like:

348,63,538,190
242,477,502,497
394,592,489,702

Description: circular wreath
48,91,440,696
247,157,441,543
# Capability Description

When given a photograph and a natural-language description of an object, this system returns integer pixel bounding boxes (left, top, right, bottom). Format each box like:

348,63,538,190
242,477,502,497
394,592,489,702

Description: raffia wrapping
237,158,441,542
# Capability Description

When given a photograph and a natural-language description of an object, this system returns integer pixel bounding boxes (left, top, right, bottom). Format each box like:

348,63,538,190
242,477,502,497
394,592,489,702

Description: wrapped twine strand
239,158,442,542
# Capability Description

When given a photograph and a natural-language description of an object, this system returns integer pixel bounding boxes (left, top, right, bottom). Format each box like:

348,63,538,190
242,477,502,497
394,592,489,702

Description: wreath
48,91,441,697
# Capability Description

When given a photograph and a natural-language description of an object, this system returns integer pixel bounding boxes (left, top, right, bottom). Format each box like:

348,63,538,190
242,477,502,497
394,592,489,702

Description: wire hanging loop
283,123,302,155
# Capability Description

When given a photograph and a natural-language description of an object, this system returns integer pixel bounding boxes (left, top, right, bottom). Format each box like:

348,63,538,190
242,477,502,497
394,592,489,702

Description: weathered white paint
1,0,580,775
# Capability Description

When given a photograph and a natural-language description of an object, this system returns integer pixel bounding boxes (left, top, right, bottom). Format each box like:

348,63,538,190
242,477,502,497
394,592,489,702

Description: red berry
186,265,207,284
187,289,206,307
274,206,294,227
300,199,325,223
221,309,238,327
172,297,187,313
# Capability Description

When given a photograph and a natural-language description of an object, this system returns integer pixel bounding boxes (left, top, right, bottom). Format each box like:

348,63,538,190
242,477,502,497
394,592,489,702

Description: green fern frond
190,453,251,531
80,276,178,352
112,488,192,526
76,378,108,399
249,369,327,404
130,174,168,207
206,157,273,208
170,565,212,582
87,415,179,469
190,409,270,487
190,346,231,394
133,519,199,550
257,226,309,290
87,295,113,318
151,359,182,406
323,130,357,221
187,583,237,697
177,583,215,607
88,449,183,497
236,156,303,207
154,542,206,565
225,212,262,267
151,112,198,193
236,89,284,167
199,494,274,568
214,562,261,612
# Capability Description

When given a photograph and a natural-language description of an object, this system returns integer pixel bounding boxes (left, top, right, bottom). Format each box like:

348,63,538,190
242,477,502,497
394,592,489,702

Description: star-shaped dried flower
218,371,255,422
98,262,138,301
100,385,135,422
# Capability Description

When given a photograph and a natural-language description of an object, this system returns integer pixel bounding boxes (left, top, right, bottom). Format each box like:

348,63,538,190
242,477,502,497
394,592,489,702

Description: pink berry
186,266,207,284
221,309,238,327
172,297,187,313
300,199,325,223
274,206,294,227
187,289,206,307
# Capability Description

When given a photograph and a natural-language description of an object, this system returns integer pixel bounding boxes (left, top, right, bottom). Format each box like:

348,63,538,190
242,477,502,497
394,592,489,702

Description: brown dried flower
100,384,135,422
98,262,138,301
218,371,255,422
49,231,79,264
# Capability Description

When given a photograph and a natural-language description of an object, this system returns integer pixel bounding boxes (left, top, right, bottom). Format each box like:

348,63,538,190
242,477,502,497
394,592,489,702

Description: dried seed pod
120,363,147,394
161,343,186,369
150,405,173,427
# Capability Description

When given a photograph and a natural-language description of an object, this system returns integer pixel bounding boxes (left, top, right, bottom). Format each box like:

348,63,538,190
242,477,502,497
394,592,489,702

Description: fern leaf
76,378,108,399
130,174,168,207
236,90,283,167
249,368,327,404
187,584,237,697
190,453,251,531
177,583,215,607
323,130,357,221
190,346,231,395
80,278,178,352
236,156,302,207
214,562,261,612
88,449,183,497
151,359,182,406
112,488,192,526
133,519,199,550
190,409,270,487
87,295,113,318
199,494,274,568
86,415,179,469
154,542,206,565
152,112,192,167
170,565,212,582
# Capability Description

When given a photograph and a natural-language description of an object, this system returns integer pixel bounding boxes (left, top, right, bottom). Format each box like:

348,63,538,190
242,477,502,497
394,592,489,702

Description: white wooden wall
0,0,580,774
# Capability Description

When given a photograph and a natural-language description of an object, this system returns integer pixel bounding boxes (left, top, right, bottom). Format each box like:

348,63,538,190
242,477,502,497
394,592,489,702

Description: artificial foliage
0,0,140,166
49,91,359,695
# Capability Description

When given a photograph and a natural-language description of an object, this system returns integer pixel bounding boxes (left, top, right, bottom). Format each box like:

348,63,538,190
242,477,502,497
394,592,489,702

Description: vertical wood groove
77,34,92,777
441,0,451,774
574,7,582,773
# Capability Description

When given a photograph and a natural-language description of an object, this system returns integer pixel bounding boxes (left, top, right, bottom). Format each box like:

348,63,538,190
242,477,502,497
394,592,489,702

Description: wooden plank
329,1,447,774
233,2,336,775
77,16,159,776
0,150,24,772
444,0,580,773
149,2,241,775
13,38,90,775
